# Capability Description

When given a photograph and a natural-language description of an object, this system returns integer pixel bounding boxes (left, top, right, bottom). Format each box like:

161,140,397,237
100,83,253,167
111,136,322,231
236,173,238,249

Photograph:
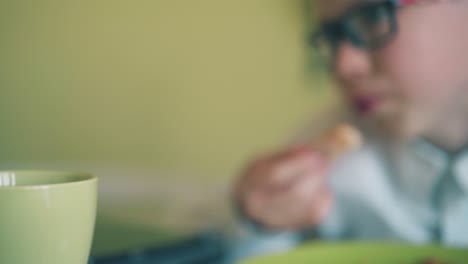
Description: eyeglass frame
309,0,460,60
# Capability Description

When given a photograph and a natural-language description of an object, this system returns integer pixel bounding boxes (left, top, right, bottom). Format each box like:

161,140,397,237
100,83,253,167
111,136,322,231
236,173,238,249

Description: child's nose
333,42,373,83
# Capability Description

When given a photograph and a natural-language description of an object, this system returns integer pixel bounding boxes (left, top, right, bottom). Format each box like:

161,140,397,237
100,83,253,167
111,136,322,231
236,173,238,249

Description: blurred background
0,0,336,257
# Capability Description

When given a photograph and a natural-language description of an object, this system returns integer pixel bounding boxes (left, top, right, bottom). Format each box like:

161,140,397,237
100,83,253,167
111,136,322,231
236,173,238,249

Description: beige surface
0,0,333,179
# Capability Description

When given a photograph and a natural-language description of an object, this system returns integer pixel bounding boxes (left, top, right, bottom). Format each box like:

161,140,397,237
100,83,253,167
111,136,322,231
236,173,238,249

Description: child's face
315,0,468,140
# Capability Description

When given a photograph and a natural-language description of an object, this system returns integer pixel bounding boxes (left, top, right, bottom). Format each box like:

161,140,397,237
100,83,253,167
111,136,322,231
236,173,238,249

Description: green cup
0,170,97,264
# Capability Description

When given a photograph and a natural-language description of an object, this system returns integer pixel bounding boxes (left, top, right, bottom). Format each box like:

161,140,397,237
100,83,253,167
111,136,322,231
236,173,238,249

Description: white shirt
320,139,468,246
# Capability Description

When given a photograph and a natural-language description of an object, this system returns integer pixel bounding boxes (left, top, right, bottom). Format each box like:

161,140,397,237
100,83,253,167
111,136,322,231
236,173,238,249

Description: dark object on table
88,232,226,264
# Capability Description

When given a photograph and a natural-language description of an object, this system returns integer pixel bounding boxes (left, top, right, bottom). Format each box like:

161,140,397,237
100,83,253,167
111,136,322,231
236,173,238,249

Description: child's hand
234,145,333,230
234,124,361,231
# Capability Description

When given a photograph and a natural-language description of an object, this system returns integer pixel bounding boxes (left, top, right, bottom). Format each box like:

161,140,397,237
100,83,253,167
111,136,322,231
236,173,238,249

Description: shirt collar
386,138,464,203
411,139,468,193
412,139,449,172
384,139,443,203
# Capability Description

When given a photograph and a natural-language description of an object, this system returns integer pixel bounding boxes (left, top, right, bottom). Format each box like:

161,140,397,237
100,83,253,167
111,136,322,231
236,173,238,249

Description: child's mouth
352,95,381,116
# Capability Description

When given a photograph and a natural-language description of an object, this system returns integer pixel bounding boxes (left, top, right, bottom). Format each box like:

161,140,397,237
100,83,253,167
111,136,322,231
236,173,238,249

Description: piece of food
313,123,363,159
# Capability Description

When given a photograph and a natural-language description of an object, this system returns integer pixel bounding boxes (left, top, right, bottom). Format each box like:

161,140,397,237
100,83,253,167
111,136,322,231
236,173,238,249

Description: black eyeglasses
310,0,398,64
310,0,460,65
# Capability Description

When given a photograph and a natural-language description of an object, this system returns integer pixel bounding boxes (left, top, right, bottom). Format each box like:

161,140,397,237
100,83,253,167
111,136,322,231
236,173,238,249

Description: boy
231,0,468,260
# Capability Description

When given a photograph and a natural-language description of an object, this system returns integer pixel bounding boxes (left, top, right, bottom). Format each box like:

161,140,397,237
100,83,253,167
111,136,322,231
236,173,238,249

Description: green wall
0,0,333,179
